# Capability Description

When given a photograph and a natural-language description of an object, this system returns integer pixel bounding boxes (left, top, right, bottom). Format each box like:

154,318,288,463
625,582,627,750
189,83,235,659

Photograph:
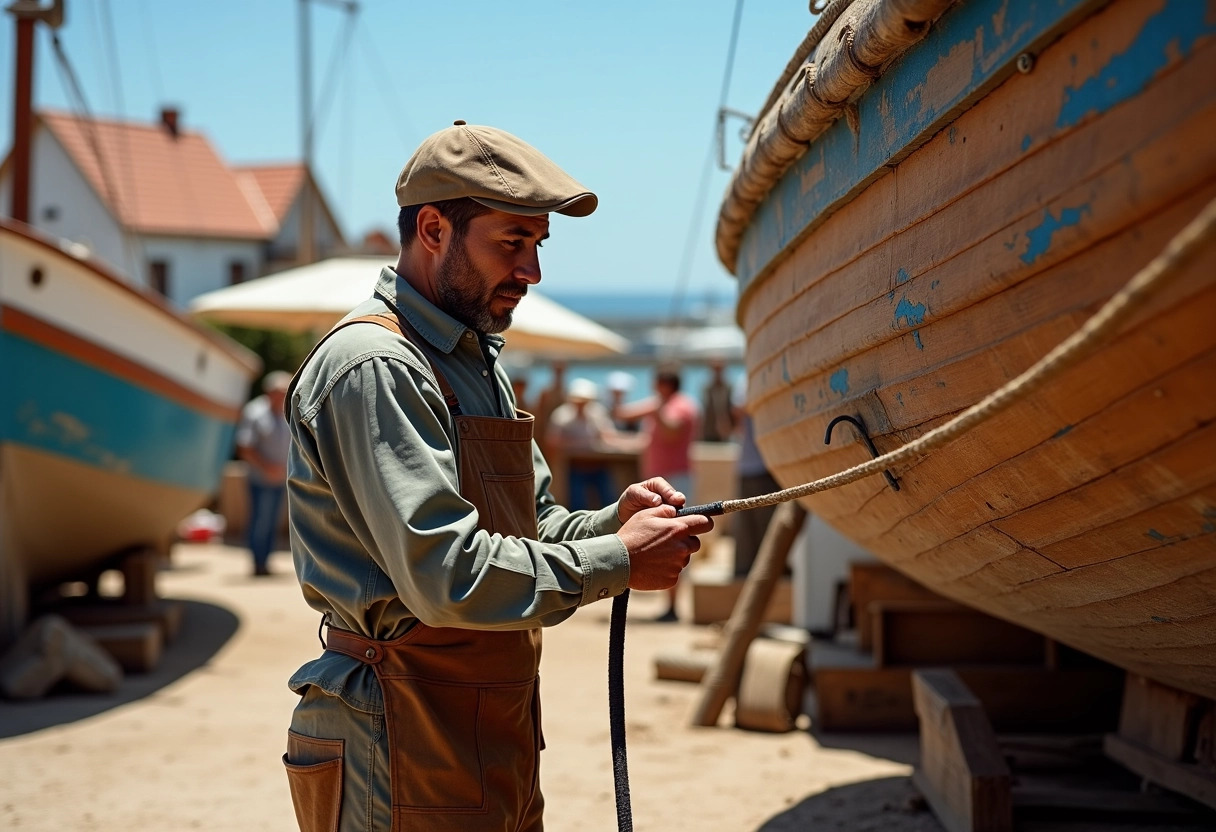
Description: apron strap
345,313,463,416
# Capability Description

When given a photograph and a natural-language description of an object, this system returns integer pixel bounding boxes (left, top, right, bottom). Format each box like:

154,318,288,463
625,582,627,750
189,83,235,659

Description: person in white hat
545,378,620,510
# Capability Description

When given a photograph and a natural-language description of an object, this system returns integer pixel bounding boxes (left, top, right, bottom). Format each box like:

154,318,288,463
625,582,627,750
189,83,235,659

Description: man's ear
416,205,445,254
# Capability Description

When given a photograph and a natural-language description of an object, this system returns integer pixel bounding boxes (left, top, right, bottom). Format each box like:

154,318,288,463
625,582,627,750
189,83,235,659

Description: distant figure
235,370,292,576
606,370,640,432
615,365,701,621
732,380,782,579
701,360,736,442
532,360,567,448
545,378,618,510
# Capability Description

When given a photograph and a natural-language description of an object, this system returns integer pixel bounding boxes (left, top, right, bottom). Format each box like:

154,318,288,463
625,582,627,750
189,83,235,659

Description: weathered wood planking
745,20,1216,402
736,0,1215,292
735,0,1216,697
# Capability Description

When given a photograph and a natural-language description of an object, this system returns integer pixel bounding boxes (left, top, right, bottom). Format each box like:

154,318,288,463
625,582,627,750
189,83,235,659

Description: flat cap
395,121,597,217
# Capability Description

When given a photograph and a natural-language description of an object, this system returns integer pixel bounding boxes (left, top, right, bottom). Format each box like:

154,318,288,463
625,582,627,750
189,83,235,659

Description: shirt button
481,370,488,376
597,588,610,599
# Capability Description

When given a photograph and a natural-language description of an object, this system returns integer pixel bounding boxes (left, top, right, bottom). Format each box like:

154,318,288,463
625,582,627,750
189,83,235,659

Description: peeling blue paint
829,368,850,397
793,393,807,414
1052,424,1074,439
1203,522,1215,535
894,295,928,329
1057,0,1216,129
912,330,924,351
1020,203,1091,264
895,391,904,406
896,267,911,285
781,353,791,385
948,126,957,144
930,280,939,289
1145,528,1168,542
1151,615,1170,624
1021,134,1032,152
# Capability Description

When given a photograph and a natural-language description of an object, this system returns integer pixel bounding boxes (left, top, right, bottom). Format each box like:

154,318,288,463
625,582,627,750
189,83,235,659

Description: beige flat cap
395,121,597,217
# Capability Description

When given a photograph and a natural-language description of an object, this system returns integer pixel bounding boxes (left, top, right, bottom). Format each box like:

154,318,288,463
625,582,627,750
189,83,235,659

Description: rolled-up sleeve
301,355,629,631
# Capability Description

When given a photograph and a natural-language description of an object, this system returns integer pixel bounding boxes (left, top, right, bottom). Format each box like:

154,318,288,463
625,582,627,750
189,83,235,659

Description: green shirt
286,267,630,713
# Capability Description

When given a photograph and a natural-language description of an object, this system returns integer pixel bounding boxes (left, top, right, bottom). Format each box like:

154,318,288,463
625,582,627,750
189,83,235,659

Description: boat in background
0,218,259,644
720,0,1216,699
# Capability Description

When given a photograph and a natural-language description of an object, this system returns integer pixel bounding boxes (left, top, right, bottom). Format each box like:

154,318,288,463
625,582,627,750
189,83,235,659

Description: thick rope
682,194,1216,518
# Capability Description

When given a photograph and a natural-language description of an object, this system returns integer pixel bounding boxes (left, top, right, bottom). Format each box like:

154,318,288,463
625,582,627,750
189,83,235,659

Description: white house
0,107,345,307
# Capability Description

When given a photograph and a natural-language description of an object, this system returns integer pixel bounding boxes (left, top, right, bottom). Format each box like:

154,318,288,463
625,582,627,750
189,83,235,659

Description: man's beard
436,240,526,334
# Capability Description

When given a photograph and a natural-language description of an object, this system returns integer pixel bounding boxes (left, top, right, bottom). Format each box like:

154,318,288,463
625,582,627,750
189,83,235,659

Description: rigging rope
678,193,1216,518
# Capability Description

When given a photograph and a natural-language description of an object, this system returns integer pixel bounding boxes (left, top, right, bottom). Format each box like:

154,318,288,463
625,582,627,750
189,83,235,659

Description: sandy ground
0,539,945,831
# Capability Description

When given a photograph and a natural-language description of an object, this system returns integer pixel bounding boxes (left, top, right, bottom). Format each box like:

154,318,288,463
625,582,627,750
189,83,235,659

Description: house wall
0,130,133,278
138,235,265,306
269,184,345,266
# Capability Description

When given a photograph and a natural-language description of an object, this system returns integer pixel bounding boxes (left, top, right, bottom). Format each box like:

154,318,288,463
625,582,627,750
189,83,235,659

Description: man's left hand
617,477,686,523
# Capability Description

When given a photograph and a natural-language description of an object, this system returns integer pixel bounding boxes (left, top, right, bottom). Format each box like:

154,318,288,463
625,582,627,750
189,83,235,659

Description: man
281,121,713,832
235,370,292,576
614,365,701,622
700,359,736,442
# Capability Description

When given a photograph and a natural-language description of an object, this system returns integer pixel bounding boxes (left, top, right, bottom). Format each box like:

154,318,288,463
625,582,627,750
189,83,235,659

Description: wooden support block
912,669,1013,832
848,562,943,651
56,599,184,644
812,640,1122,733
79,622,162,674
690,576,791,626
1104,733,1216,811
871,600,1047,668
1116,673,1206,760
734,638,806,733
653,650,713,684
120,547,161,606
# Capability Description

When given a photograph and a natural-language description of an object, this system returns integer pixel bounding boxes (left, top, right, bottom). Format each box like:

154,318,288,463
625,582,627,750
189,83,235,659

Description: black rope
608,589,633,831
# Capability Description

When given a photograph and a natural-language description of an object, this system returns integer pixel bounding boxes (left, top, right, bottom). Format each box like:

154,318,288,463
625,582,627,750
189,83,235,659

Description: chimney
160,107,180,137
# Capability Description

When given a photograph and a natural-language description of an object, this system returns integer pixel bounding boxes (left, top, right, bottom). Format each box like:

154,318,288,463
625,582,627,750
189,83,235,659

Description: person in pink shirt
614,365,701,621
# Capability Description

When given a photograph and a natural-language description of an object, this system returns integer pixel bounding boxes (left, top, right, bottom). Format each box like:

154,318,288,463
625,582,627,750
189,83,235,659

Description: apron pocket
393,678,539,815
283,731,344,832
478,471,537,539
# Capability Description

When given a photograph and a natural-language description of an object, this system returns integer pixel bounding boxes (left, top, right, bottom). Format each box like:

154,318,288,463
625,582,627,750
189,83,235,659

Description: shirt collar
373,267,507,355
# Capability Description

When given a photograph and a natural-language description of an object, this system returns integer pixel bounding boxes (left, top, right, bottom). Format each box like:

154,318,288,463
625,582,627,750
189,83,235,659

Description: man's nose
515,248,542,284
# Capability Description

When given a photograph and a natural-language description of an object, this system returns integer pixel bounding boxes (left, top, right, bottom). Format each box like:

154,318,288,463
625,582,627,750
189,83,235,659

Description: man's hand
616,505,714,591
617,477,686,523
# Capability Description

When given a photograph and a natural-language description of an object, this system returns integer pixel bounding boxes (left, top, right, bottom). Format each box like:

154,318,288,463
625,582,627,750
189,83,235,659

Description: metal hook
823,414,900,492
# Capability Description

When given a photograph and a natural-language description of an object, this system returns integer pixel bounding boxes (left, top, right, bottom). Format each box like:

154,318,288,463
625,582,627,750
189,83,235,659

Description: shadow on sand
0,599,240,739
755,774,941,831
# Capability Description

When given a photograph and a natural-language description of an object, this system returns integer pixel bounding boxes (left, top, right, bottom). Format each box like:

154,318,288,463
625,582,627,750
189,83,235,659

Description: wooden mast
6,0,63,224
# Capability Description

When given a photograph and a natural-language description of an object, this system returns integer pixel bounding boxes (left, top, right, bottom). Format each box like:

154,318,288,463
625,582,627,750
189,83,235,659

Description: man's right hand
616,505,714,591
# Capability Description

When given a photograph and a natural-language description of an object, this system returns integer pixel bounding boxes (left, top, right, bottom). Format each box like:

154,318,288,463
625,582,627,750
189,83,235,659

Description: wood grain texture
738,0,1216,697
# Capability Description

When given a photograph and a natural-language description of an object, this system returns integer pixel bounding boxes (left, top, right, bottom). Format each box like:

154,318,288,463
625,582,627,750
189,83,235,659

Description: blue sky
0,0,813,306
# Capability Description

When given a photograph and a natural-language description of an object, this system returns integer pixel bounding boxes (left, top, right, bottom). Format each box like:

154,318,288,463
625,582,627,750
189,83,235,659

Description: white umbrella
188,256,630,358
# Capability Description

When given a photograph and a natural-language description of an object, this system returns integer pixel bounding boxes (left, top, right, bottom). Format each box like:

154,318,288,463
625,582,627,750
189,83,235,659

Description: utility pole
298,0,357,266
6,0,64,223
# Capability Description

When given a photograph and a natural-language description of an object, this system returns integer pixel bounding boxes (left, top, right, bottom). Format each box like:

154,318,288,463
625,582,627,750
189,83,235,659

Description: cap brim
471,192,598,218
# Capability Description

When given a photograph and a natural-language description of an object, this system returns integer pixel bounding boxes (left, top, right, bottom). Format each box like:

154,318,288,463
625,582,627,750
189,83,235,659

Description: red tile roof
39,110,274,239
233,163,304,227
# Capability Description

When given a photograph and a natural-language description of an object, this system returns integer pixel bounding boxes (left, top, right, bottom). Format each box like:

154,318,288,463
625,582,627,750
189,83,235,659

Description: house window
229,261,246,285
149,260,169,296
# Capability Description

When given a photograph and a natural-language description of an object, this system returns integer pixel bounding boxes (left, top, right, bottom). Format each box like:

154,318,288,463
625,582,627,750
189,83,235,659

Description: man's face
436,211,549,334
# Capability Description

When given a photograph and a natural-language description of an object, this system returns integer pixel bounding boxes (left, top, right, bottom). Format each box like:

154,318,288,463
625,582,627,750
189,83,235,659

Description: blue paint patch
1203,522,1215,535
1145,529,1168,542
1020,203,1091,264
894,295,928,328
1052,424,1074,439
781,353,791,385
912,331,924,351
1021,134,1032,152
829,368,850,397
895,392,904,406
735,0,1210,291
1,333,235,492
948,126,957,144
1151,615,1170,624
896,267,911,285
793,392,807,414
930,280,939,289
1057,0,1216,129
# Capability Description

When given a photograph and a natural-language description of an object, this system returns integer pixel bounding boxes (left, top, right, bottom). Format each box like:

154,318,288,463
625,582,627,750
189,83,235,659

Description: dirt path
0,541,938,831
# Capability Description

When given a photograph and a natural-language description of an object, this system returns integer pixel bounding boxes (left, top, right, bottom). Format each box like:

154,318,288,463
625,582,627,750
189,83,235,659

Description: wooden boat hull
0,219,259,642
732,0,1216,697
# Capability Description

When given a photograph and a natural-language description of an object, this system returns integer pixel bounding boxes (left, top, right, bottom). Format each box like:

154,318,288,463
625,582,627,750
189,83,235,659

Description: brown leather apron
304,312,545,831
